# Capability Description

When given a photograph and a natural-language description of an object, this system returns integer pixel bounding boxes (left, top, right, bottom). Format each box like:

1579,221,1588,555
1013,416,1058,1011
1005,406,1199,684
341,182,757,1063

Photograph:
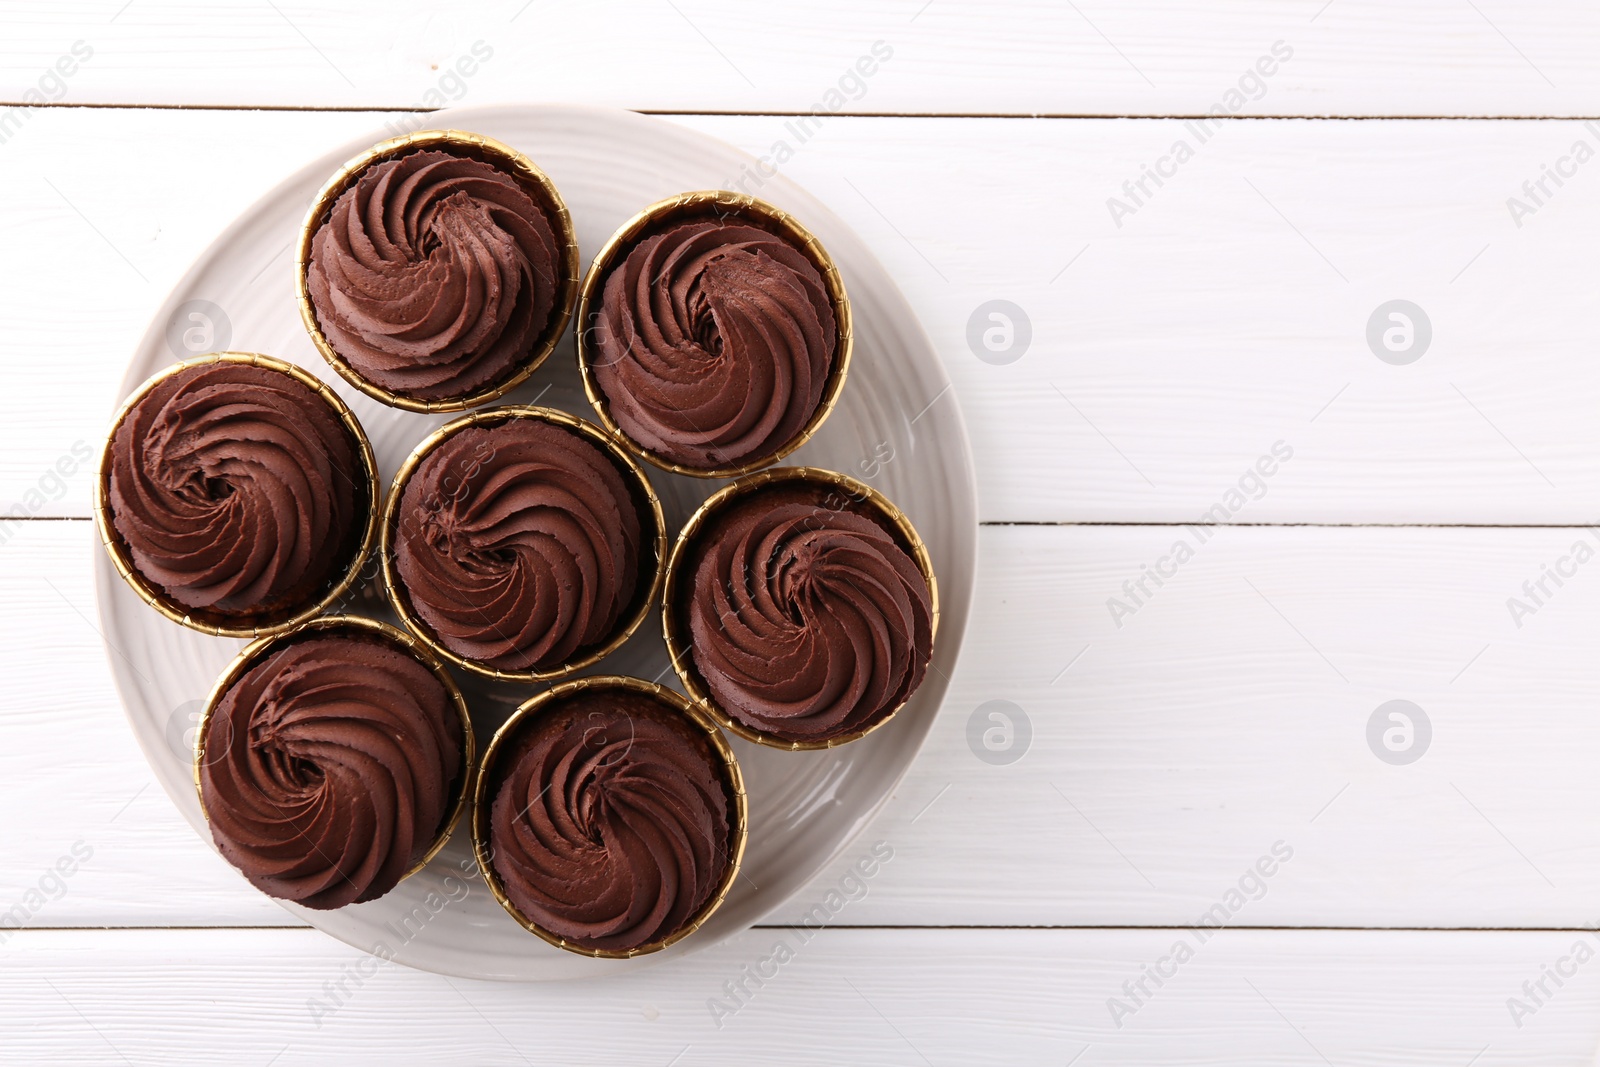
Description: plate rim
94,101,979,980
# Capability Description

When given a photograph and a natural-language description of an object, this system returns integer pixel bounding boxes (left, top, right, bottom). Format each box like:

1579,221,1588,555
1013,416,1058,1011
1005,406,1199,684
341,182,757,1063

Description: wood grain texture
6,926,1600,1065
2,1,1599,116
8,8,1600,1055
12,520,1600,930
3,108,1598,524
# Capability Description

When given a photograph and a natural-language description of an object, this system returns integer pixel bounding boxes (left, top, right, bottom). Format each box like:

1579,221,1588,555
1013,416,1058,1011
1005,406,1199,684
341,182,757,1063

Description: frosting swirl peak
306,148,564,402
592,219,837,470
685,482,933,743
488,689,734,952
106,361,366,623
393,417,645,673
199,632,464,910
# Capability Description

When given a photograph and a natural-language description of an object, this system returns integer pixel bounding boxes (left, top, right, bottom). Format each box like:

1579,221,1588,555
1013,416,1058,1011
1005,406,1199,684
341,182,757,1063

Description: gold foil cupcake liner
380,405,668,683
575,190,853,479
470,674,748,959
193,614,476,887
295,129,582,413
662,466,939,751
94,352,381,640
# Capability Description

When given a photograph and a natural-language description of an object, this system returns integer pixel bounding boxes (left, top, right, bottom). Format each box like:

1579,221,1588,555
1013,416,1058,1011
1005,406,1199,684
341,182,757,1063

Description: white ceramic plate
95,104,976,980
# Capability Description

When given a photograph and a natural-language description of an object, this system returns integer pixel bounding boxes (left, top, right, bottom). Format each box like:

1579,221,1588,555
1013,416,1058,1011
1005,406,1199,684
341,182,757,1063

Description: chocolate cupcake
578,191,852,477
382,407,666,680
665,467,937,749
96,353,377,637
473,676,745,956
196,617,472,911
298,130,580,412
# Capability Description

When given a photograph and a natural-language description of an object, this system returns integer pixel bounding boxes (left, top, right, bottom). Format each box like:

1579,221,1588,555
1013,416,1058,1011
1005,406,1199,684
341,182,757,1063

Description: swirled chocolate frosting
685,483,933,742
107,362,365,621
488,690,733,951
200,633,464,910
394,418,644,672
592,219,837,469
306,148,563,401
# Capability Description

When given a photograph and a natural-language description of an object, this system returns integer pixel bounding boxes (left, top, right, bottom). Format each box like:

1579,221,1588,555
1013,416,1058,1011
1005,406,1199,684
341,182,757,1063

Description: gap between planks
17,923,1600,933
3,101,1600,121
26,516,1600,530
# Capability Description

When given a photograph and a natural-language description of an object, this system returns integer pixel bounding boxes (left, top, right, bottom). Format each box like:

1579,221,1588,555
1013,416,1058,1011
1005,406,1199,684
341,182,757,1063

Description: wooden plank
4,108,1599,524
13,519,1600,930
5,926,1600,1064
3,2,1600,116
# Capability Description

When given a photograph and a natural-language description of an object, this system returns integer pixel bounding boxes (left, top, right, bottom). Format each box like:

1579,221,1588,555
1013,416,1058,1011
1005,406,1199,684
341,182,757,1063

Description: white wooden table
6,2,1600,1062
